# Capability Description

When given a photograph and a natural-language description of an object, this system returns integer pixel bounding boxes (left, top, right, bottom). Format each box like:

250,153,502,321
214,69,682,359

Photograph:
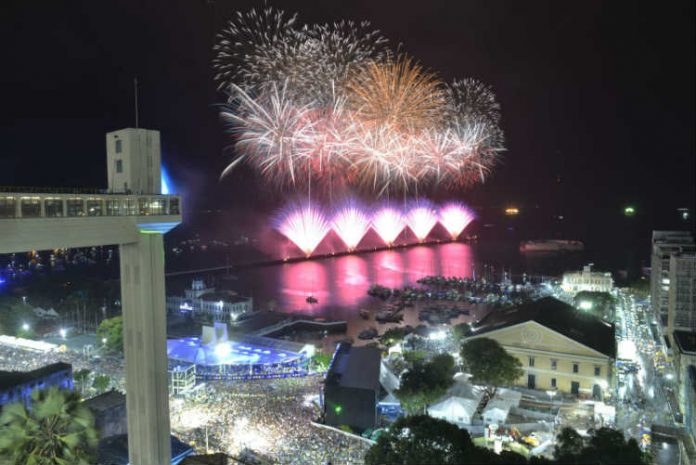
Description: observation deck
0,189,181,253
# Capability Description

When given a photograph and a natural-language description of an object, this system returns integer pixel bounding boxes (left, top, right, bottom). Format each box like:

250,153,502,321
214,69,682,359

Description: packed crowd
171,376,372,465
0,343,126,392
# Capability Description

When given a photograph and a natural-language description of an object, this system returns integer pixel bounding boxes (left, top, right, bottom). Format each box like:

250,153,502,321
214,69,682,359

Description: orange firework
345,55,447,132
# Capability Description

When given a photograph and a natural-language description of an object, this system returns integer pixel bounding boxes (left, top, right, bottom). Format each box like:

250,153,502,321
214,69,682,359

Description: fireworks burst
439,202,475,240
215,7,504,197
275,203,330,257
345,55,447,132
331,200,371,250
371,206,405,246
405,200,439,241
275,200,476,257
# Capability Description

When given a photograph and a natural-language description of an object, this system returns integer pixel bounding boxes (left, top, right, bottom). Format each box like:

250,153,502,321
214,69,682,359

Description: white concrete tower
1,127,179,465
106,127,172,464
106,128,162,194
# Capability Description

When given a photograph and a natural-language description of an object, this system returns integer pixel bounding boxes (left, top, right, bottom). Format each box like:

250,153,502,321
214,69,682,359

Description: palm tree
0,387,98,465
92,374,111,394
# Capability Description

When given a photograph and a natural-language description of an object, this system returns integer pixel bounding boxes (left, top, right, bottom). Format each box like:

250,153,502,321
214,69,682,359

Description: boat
306,295,318,304
519,239,584,253
359,309,370,320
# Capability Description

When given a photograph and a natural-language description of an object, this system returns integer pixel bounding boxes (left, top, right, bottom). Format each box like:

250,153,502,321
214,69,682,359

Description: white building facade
650,231,695,329
562,264,614,294
668,253,696,338
167,279,253,323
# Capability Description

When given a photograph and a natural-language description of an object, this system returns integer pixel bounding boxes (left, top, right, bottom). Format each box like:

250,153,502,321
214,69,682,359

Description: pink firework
405,201,438,241
331,201,371,250
372,206,405,246
439,202,475,240
276,204,330,256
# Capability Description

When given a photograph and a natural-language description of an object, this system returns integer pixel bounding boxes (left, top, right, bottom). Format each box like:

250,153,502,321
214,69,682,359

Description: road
613,290,682,463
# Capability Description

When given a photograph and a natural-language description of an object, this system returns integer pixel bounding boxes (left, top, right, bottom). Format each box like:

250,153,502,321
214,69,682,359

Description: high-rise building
650,231,695,331
668,253,696,341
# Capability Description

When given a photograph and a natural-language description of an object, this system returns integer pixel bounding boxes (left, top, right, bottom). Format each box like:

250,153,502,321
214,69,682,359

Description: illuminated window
44,198,63,217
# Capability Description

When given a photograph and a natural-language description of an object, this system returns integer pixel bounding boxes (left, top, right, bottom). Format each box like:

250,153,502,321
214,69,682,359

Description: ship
519,239,584,253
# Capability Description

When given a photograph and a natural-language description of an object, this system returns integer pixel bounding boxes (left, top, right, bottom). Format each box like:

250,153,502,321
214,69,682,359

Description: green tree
460,338,523,393
573,291,616,322
364,415,477,465
364,415,530,464
92,374,111,394
554,427,647,465
380,327,409,347
97,315,123,352
73,369,91,396
0,387,98,465
311,352,333,372
451,322,472,342
396,354,455,415
553,427,585,463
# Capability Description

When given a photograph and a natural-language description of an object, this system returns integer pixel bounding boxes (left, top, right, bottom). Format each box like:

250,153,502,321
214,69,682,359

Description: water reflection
272,242,475,315
279,260,328,315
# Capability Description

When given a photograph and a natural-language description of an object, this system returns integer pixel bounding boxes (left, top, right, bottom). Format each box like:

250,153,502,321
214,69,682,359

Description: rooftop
472,297,616,358
84,390,125,413
0,362,72,390
326,343,381,392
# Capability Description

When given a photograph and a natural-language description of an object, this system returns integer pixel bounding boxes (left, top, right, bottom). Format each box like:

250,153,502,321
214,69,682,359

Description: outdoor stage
166,326,313,381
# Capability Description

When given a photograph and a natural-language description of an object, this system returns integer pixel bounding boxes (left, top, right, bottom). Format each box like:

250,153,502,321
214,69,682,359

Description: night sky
2,0,694,229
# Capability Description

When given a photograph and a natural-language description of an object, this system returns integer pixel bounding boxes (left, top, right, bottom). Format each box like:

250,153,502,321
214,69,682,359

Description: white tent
482,399,513,424
428,396,479,425
482,388,521,425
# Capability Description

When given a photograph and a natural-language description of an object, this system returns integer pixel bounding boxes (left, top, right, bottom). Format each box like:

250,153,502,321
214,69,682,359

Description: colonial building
167,279,253,323
561,264,614,294
466,297,615,399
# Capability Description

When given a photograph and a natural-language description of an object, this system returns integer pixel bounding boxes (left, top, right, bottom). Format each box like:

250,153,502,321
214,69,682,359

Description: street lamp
21,322,29,331
59,328,67,339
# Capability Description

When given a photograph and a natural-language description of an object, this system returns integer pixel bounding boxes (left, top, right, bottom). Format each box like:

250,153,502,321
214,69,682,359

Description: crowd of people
171,376,372,465
0,342,373,465
0,342,126,392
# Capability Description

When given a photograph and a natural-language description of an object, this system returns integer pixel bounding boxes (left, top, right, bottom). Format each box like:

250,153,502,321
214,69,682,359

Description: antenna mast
134,77,139,128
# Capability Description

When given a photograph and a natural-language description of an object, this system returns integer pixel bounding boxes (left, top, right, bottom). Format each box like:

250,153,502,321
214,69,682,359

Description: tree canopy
573,291,616,322
460,337,523,390
396,353,455,415
364,415,532,465
0,387,98,465
97,315,123,352
554,427,647,464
